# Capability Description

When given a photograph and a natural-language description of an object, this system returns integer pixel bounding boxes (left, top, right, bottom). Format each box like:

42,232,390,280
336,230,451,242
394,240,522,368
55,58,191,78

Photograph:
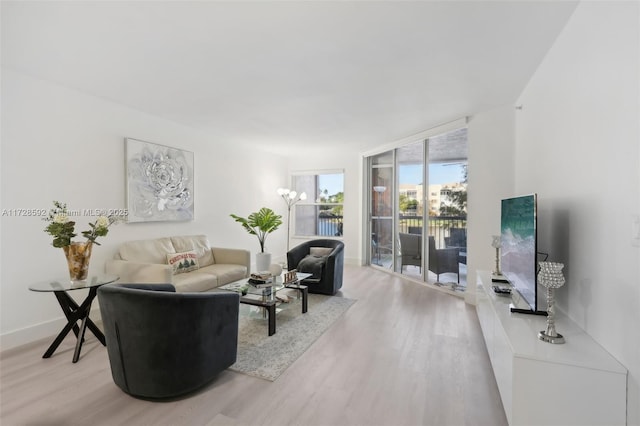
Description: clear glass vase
63,241,93,281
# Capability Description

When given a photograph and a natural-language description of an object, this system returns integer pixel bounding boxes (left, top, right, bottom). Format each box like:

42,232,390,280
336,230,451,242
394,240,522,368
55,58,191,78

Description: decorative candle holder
491,235,502,276
537,261,566,344
491,235,508,282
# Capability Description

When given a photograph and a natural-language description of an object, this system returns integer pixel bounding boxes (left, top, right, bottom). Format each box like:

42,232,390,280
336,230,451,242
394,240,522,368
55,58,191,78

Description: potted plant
230,207,283,272
43,201,124,281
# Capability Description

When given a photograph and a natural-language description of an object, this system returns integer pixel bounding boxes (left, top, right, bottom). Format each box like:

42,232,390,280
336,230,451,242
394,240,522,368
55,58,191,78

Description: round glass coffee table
29,274,119,363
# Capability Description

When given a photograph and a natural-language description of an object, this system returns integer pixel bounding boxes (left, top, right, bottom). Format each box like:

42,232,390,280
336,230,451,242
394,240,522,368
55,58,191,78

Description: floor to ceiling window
369,152,394,267
396,141,424,276
425,129,468,291
365,125,468,293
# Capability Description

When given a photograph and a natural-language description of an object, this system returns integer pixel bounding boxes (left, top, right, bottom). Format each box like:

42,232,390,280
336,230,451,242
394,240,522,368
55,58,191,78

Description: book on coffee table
248,278,273,288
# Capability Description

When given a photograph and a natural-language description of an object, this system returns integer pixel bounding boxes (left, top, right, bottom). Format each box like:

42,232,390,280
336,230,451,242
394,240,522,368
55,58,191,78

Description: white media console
475,271,627,426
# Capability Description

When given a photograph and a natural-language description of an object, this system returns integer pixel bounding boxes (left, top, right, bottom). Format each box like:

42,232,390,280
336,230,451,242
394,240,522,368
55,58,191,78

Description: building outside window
292,171,344,237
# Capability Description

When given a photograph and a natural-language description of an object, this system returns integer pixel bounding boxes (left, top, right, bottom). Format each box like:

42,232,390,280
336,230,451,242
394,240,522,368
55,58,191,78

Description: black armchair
287,239,344,295
445,227,467,248
97,283,240,399
445,227,467,265
428,236,460,283
399,232,422,273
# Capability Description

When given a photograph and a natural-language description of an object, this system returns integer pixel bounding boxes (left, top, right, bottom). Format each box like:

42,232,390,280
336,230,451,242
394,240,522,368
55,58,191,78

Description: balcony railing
317,214,343,237
316,214,465,247
399,215,467,248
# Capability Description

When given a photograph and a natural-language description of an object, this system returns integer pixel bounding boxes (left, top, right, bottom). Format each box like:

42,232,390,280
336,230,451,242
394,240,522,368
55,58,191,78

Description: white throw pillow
310,247,333,257
167,251,200,274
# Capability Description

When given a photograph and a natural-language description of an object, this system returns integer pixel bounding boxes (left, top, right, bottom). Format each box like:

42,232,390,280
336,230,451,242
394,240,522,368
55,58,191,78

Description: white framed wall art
125,138,194,222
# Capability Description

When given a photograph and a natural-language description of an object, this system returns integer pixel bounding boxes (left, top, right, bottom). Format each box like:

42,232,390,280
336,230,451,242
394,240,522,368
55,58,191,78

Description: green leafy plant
43,201,122,248
230,207,283,253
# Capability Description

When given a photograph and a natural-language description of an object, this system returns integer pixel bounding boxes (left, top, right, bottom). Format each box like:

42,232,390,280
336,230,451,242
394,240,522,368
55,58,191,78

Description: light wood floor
0,265,507,426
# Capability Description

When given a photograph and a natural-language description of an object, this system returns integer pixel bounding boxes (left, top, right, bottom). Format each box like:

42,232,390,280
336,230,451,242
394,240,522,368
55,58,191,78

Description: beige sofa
105,235,250,292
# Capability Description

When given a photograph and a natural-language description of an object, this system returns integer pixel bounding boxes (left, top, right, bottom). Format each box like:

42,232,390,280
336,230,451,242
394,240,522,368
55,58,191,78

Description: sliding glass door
426,129,468,291
369,152,394,267
396,142,425,277
366,127,468,292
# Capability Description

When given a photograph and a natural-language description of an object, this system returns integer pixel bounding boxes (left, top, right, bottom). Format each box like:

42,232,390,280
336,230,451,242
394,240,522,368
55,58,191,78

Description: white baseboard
0,308,102,353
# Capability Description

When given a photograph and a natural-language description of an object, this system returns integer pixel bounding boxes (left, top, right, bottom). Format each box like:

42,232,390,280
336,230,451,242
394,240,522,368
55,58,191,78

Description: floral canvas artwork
125,138,194,222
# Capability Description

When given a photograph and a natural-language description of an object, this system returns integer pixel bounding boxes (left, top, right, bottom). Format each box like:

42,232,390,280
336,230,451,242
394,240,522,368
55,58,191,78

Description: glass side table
29,275,119,363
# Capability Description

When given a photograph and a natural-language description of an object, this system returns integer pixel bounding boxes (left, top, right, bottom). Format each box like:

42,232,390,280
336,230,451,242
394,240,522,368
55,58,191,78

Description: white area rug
230,292,356,381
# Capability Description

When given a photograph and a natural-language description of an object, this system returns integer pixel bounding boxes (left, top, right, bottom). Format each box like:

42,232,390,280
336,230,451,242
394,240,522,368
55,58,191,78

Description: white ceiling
1,1,578,156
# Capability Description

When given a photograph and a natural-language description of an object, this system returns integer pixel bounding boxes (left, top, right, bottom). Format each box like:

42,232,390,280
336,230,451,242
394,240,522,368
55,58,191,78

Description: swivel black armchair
98,283,240,399
287,239,344,295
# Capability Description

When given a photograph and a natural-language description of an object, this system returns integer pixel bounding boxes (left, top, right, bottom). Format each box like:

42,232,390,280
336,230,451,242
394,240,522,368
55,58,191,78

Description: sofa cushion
200,264,248,286
118,237,175,264
167,251,200,274
171,235,214,267
172,269,219,292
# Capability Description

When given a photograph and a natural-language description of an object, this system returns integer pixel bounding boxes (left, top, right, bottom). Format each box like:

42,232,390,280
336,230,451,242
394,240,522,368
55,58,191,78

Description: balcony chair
399,232,422,273
287,239,344,295
98,283,239,399
408,226,422,235
428,236,460,283
445,227,467,265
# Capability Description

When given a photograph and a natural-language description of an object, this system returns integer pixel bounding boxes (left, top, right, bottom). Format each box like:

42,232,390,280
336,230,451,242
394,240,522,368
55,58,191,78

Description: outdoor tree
331,192,344,216
400,194,419,212
319,189,344,216
439,189,467,217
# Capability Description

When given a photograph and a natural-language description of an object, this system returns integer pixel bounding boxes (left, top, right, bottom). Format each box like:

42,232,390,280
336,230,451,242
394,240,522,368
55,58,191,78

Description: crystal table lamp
537,261,566,344
491,235,502,275
491,235,507,282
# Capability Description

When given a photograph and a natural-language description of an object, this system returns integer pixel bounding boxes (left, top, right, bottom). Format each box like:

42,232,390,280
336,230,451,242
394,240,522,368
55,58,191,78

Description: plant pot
255,252,271,273
63,241,93,281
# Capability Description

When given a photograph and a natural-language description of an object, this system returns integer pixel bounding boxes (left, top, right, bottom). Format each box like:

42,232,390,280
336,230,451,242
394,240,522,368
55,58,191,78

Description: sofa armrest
211,247,251,275
105,259,173,284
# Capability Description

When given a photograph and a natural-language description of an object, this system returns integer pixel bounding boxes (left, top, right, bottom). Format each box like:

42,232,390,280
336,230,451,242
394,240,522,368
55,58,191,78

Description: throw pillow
310,247,333,257
167,251,200,274
297,254,326,279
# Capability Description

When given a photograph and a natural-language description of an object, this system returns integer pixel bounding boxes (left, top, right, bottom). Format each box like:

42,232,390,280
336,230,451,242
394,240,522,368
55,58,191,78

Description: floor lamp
277,187,307,260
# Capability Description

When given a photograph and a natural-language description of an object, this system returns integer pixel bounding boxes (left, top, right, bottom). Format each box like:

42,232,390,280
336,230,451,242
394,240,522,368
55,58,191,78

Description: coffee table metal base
285,283,308,314
240,298,278,335
237,284,308,336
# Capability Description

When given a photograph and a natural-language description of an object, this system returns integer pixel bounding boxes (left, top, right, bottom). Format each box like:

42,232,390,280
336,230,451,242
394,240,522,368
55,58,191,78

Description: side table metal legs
44,287,106,363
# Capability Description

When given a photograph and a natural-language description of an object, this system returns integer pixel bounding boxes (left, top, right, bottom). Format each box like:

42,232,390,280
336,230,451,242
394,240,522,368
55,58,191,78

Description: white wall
514,2,640,423
0,68,289,349
3,4,638,421
466,105,516,304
